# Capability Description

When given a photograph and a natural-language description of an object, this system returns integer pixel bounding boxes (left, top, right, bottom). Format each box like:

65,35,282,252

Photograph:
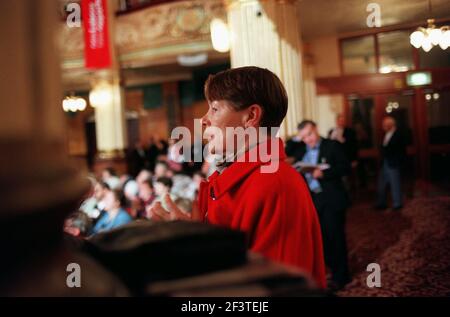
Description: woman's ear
243,104,263,129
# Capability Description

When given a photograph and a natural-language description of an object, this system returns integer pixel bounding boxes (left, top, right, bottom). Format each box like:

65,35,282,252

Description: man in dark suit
376,116,406,210
328,114,358,164
129,140,148,177
295,120,351,291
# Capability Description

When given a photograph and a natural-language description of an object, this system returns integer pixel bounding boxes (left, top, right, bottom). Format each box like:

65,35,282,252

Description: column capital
225,0,298,9
97,149,126,160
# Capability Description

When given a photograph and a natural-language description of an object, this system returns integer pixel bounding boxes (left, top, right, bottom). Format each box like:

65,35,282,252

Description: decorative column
91,73,127,159
227,0,305,138
87,0,128,174
0,0,128,295
0,0,88,218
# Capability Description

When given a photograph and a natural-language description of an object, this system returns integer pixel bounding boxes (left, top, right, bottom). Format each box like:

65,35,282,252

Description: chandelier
62,95,87,112
410,19,450,52
409,1,450,52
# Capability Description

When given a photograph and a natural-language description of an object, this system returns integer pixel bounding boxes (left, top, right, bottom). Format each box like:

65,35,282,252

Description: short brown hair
204,66,288,129
297,120,316,131
110,189,126,207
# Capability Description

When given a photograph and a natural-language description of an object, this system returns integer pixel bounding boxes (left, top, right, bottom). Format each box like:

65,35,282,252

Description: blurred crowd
64,114,406,292
65,136,210,238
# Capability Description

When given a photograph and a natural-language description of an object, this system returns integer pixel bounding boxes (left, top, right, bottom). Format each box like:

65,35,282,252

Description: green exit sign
406,72,432,86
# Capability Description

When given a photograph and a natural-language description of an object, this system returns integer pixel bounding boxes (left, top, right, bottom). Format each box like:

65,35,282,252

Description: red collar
207,138,286,199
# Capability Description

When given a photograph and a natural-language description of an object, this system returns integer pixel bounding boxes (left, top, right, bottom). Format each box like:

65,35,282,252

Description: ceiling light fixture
410,1,450,51
210,18,230,53
62,94,87,113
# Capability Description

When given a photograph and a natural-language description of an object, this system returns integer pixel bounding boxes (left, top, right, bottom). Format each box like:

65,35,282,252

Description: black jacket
381,130,406,168
294,138,351,210
327,127,358,162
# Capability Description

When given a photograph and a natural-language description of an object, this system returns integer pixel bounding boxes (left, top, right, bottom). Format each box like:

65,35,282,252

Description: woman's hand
147,194,192,221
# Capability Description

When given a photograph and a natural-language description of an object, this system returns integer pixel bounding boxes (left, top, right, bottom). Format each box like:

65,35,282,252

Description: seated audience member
64,211,93,238
153,161,170,181
124,178,139,198
79,176,100,219
154,176,173,199
146,177,175,218
120,174,133,187
102,167,121,190
137,179,156,218
91,181,110,219
91,189,132,235
123,178,140,218
136,169,152,185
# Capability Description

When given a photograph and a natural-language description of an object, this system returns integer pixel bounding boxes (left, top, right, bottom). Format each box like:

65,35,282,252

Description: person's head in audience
138,179,155,202
84,176,97,199
94,181,110,202
102,167,117,181
174,198,193,214
166,168,174,178
103,189,126,214
102,167,121,189
336,114,346,128
382,116,396,133
154,161,169,178
124,179,139,201
297,120,321,148
120,174,132,187
136,169,152,185
64,211,93,237
154,177,173,198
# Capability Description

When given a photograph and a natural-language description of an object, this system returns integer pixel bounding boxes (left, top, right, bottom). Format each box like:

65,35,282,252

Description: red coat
198,138,326,288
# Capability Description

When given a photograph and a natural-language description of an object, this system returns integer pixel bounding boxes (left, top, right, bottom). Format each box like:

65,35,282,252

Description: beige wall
315,94,344,137
65,88,209,155
308,36,341,78
302,36,344,135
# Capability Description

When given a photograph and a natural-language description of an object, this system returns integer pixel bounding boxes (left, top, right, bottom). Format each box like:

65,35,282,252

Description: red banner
82,0,112,69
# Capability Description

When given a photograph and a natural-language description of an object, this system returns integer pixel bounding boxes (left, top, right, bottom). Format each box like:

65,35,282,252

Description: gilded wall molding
59,0,227,70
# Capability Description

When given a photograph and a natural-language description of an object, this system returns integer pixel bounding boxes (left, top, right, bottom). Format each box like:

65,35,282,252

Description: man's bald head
382,116,396,132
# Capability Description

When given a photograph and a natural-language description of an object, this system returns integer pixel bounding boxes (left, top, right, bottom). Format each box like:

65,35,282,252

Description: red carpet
337,196,450,296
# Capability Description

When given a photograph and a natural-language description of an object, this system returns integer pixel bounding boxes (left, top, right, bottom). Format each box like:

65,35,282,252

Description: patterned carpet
337,195,450,296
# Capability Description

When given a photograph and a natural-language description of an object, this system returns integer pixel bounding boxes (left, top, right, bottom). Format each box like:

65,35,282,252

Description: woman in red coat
149,66,326,289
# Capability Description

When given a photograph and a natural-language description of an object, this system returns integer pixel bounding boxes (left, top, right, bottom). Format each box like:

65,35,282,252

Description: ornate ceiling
59,0,228,89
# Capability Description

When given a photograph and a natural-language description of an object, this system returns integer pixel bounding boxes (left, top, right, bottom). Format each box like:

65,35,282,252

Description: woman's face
201,100,247,156
94,183,105,200
138,183,153,201
103,191,119,212
154,182,168,197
